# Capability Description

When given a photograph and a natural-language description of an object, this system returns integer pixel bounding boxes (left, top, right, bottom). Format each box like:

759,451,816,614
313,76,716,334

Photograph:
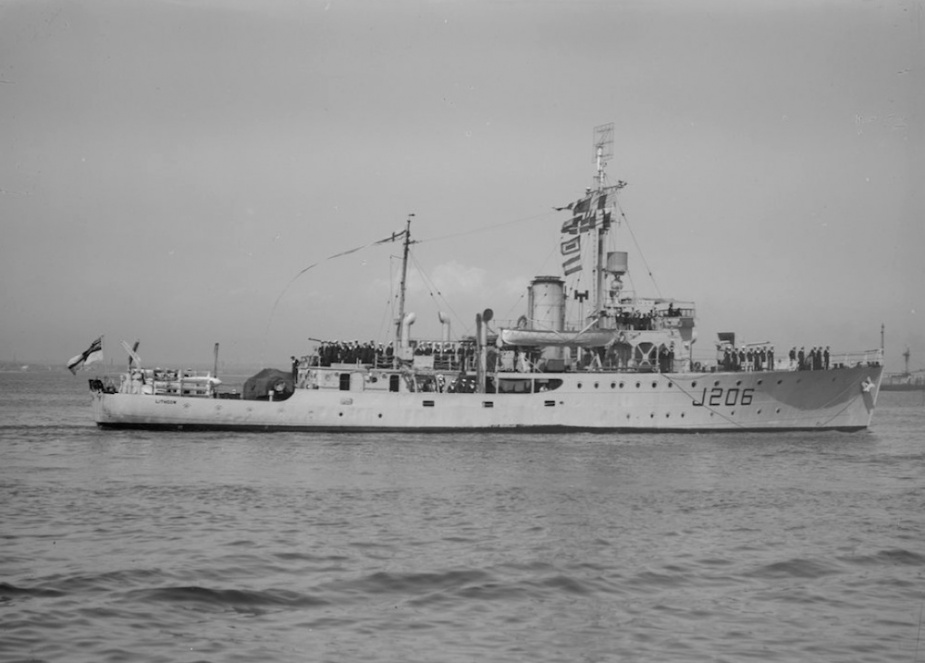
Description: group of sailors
317,340,390,366
719,344,834,372
613,309,658,331
609,304,685,331
719,344,776,372
315,338,477,369
412,340,475,361
313,337,836,376
412,341,478,372
790,346,831,371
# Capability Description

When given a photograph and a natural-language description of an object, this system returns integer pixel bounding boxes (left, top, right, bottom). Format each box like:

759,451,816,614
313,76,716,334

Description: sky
1,0,923,372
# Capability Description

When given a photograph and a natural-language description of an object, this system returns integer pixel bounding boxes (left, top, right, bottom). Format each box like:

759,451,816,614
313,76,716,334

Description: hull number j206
691,386,755,407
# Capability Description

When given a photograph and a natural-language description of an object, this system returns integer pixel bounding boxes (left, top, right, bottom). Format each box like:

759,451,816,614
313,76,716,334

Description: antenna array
593,123,614,161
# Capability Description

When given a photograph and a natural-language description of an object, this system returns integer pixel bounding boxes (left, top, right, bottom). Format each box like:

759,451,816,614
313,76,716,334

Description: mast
592,123,613,318
395,214,414,358
595,146,607,319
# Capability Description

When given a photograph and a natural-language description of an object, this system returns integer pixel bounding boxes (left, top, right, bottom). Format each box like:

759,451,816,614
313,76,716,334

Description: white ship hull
92,365,881,432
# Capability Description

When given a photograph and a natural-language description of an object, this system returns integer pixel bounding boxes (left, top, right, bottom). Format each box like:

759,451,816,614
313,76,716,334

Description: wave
0,581,66,599
130,585,329,613
747,557,844,579
840,548,925,567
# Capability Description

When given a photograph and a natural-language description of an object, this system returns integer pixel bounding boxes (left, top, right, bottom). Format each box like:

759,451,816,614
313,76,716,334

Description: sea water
1,370,923,663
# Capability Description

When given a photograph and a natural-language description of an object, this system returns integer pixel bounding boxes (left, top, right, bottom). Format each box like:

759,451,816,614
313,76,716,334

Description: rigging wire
376,273,395,345
262,230,407,356
416,210,556,245
407,252,471,338
262,208,542,354
264,191,653,352
614,199,662,298
595,171,662,301
409,210,564,332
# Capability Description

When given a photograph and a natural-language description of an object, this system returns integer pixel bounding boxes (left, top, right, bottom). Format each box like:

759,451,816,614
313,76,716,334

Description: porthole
776,408,781,413
757,379,763,385
619,382,625,388
650,413,655,418
777,379,783,385
378,413,383,418
577,382,582,389
692,381,698,388
610,382,616,389
594,382,599,389
680,412,686,418
651,381,657,388
757,409,762,414
635,382,641,388
665,413,670,418
735,380,742,386
714,380,720,387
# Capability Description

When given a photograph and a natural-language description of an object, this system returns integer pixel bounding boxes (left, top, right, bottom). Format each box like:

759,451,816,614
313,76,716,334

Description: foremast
593,137,610,320
578,123,623,323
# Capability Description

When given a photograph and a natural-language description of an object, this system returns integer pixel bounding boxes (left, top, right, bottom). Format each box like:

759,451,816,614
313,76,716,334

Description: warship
89,128,883,431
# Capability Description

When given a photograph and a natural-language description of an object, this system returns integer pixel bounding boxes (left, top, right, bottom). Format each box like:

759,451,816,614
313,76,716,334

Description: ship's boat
89,129,883,432
241,368,294,401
